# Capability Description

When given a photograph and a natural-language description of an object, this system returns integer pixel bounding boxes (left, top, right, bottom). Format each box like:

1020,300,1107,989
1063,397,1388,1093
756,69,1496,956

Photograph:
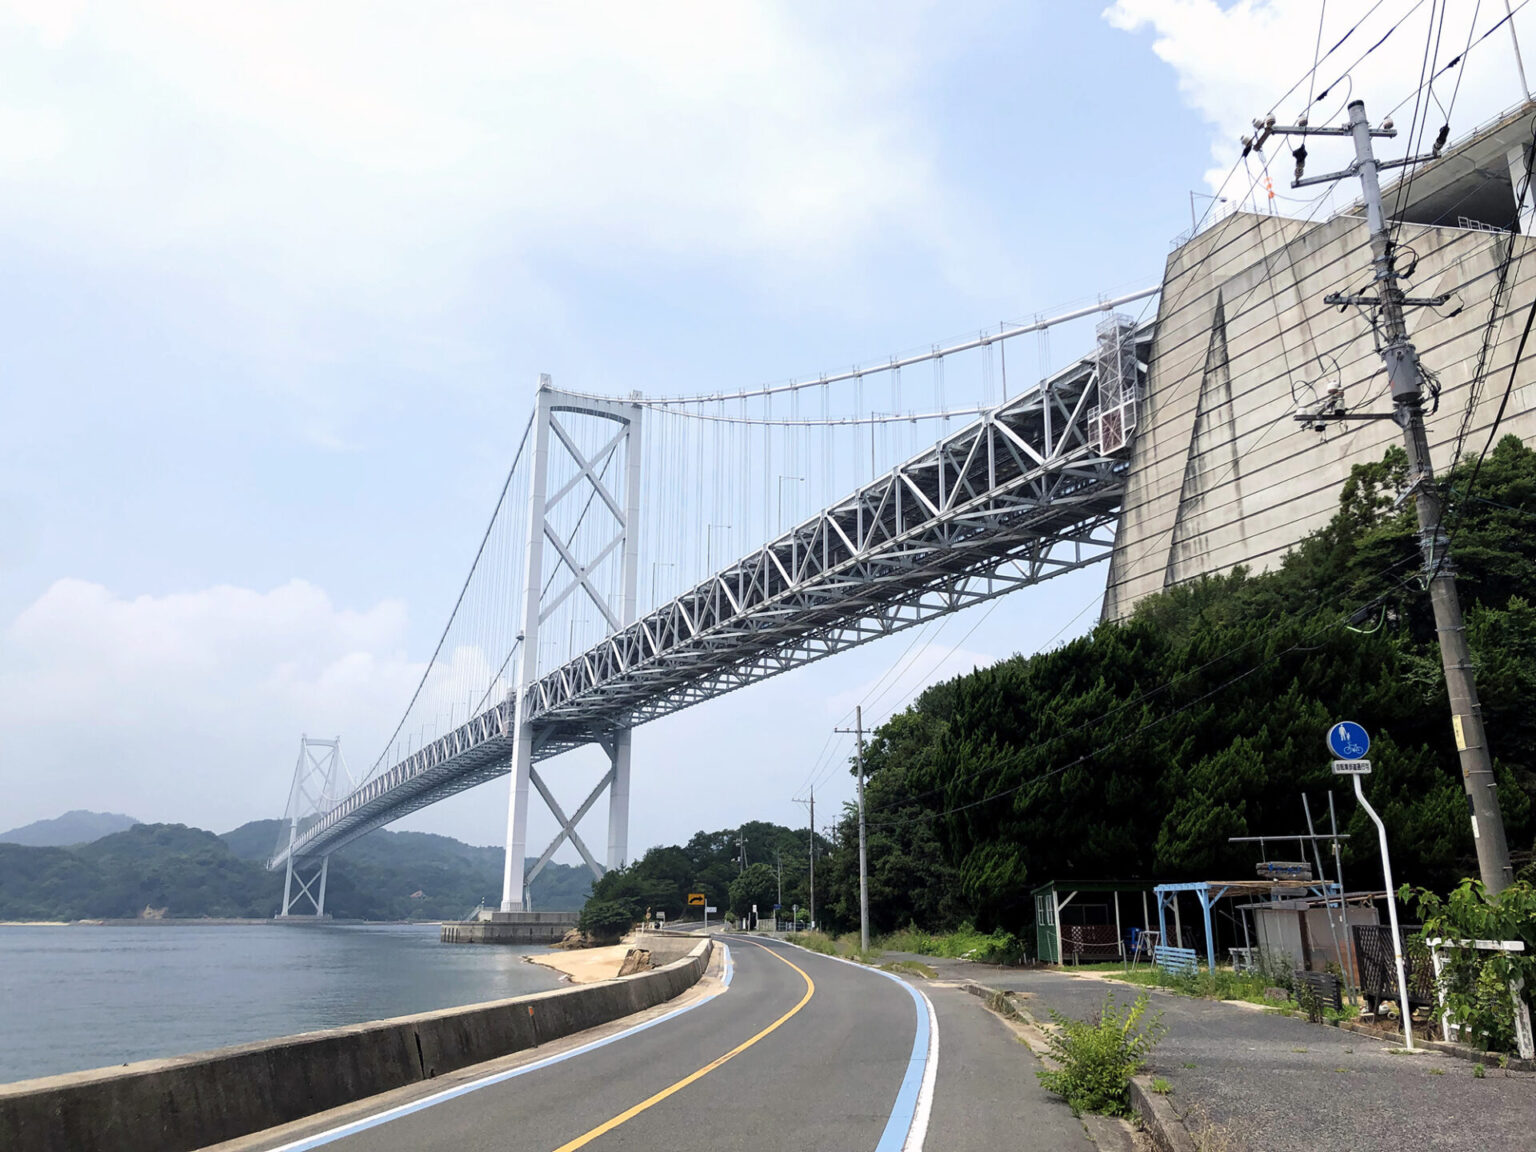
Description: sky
3,1,1534,862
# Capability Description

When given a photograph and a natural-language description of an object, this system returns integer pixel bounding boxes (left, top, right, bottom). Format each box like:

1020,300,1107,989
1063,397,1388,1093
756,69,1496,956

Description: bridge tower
501,376,642,911
276,736,351,917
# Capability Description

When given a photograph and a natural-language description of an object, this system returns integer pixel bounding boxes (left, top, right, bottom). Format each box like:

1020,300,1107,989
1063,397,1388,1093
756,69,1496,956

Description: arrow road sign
1327,722,1371,760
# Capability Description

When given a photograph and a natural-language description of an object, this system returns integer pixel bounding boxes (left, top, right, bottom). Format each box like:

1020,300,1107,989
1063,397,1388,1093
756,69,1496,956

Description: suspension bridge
270,291,1156,918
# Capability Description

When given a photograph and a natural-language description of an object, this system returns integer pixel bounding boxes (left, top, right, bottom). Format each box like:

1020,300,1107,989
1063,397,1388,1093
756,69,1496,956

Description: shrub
1036,992,1165,1116
578,899,633,942
1401,879,1536,1053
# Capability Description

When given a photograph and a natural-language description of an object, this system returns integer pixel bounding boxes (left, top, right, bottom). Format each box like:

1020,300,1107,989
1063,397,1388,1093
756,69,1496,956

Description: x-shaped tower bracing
269,322,1150,910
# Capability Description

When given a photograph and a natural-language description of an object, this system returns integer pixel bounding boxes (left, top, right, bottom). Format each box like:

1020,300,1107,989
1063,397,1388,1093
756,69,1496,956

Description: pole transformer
1280,99,1515,893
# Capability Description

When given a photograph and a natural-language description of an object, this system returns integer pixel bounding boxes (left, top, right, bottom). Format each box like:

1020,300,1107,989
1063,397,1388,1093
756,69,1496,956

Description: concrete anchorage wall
1103,207,1536,619
0,937,711,1152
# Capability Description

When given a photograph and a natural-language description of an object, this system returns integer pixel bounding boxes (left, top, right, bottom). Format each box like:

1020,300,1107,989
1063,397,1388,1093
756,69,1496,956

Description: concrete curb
1333,1018,1536,1071
0,938,712,1152
1128,1076,1197,1152
964,979,1198,1152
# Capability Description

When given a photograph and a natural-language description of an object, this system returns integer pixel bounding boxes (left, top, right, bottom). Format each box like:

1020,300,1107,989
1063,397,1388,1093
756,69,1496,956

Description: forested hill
0,819,591,921
811,438,1536,935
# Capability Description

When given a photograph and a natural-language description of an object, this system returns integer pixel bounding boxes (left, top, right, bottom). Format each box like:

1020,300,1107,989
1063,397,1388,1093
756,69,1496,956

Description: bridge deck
272,325,1149,868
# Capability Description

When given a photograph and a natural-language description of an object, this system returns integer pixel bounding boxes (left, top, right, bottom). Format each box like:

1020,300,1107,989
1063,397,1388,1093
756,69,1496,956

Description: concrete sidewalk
882,952,1536,1152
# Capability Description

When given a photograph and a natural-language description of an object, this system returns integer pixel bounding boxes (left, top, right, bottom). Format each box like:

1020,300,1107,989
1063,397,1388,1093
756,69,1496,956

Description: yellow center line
549,940,815,1152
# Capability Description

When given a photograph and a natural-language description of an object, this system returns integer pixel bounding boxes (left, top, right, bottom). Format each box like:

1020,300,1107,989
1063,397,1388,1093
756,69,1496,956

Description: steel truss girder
273,328,1150,869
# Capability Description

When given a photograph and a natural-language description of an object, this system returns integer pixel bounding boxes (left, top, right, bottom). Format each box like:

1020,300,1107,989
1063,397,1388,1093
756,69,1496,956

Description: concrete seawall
0,937,711,1152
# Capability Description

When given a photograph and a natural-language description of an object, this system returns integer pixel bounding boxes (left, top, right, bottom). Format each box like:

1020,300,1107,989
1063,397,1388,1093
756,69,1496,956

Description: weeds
984,989,1022,1020
1473,1063,1487,1078
1180,1102,1247,1152
881,960,938,979
1035,991,1165,1117
785,931,881,962
1151,1077,1173,1094
880,922,1024,964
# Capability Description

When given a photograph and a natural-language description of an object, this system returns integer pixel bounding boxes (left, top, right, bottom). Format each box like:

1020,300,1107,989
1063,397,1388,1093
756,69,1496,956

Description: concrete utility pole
793,786,816,929
736,832,748,873
836,706,871,952
1281,99,1515,894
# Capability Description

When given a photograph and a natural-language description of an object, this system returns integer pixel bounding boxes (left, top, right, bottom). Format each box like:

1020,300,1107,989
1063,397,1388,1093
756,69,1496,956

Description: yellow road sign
687,892,706,906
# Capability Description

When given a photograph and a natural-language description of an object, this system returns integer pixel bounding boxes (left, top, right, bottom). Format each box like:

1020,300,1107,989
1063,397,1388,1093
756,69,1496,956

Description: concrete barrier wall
0,937,711,1152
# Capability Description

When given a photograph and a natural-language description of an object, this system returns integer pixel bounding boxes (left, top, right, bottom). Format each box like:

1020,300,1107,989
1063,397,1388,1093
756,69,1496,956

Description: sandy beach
526,943,631,983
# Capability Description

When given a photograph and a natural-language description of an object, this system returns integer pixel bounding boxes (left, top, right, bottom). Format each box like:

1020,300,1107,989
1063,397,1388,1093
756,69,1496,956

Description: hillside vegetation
813,439,1536,933
0,820,591,921
585,821,828,922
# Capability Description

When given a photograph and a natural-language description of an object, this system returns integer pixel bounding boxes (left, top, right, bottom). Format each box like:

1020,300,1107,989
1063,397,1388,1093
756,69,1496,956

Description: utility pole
835,706,871,952
792,787,815,929
1280,99,1515,894
776,848,782,908
736,831,747,873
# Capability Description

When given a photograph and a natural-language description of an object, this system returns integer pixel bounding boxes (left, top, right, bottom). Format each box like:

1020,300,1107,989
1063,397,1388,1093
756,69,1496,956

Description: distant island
0,810,141,847
0,814,590,921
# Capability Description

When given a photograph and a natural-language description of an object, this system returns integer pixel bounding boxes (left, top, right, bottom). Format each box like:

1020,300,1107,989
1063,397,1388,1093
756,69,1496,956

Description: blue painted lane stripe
267,943,733,1152
870,970,929,1152
772,940,934,1152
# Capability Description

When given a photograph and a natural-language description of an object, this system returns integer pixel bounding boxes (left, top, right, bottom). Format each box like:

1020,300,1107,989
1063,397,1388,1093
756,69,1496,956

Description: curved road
231,936,1091,1152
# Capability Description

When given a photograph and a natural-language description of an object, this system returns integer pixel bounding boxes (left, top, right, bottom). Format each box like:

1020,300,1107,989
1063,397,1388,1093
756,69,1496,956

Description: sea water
0,923,566,1083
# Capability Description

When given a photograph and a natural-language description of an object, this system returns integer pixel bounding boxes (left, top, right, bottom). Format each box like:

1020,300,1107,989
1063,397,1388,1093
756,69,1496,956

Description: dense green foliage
1036,992,1165,1117
584,821,828,923
0,819,590,920
817,439,1536,936
577,899,635,942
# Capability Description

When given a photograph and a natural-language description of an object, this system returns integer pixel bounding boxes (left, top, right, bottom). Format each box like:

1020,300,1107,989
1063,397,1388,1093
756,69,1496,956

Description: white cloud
0,2,953,303
0,578,422,830
1105,1,1536,204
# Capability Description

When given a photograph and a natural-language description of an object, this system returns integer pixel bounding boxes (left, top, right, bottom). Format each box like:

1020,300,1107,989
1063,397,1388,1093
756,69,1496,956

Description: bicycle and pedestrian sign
1327,721,1372,774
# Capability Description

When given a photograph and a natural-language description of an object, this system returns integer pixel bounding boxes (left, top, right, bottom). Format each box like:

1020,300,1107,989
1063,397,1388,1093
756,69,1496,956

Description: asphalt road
236,937,935,1152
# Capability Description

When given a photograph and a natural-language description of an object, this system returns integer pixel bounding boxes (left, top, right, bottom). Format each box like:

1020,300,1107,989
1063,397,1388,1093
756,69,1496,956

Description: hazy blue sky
3,2,1532,861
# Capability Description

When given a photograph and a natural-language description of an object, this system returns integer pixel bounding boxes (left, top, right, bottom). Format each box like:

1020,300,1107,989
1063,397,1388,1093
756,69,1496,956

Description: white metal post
280,828,296,917
316,856,330,917
607,728,631,871
605,399,642,873
502,379,553,913
1352,773,1414,1049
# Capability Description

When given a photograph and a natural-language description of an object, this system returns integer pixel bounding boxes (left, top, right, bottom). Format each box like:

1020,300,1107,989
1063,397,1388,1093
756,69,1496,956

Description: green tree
728,862,778,918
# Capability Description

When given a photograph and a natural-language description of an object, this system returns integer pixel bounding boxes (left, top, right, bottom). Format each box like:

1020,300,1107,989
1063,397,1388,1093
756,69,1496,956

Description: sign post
1330,723,1413,1049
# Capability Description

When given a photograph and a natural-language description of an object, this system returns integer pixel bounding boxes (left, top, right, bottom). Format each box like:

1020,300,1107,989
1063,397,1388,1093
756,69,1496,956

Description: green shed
1031,879,1154,964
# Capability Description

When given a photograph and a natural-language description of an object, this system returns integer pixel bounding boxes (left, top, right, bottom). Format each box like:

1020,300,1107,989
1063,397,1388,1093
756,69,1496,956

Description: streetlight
1189,190,1228,231
650,561,676,607
706,523,732,571
777,475,804,532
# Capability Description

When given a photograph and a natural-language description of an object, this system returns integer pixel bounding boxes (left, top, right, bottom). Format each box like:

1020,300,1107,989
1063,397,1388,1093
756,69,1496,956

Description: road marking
777,940,939,1152
260,944,733,1152
549,939,815,1152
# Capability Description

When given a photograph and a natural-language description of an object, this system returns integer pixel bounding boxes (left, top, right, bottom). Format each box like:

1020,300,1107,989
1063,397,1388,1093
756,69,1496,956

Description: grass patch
1151,1077,1173,1094
882,960,939,979
879,923,1024,965
1066,962,1291,1007
785,931,881,962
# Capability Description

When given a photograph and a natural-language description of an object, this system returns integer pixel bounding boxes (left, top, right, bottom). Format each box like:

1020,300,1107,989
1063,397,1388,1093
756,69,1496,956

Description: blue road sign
1326,721,1371,760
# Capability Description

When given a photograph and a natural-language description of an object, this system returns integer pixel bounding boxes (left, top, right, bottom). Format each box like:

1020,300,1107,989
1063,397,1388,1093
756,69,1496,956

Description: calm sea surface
0,923,567,1083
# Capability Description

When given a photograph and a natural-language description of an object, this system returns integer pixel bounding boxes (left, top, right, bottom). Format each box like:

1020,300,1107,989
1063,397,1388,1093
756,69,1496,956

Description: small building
1243,893,1381,980
1031,880,1154,964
